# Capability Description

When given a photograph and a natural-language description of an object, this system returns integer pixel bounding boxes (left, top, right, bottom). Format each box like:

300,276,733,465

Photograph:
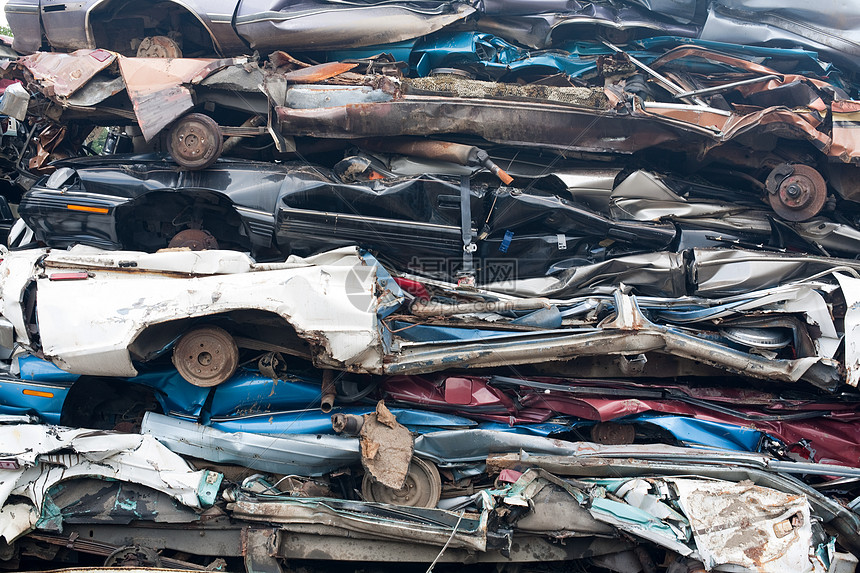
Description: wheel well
60,376,162,430
128,309,311,364
89,0,217,56
115,189,251,253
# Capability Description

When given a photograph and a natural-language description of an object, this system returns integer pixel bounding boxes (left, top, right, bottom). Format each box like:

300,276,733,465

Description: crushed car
2,1,860,571
0,244,857,391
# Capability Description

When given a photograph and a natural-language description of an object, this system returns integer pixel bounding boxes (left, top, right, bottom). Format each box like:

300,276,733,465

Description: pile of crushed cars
1,1,860,572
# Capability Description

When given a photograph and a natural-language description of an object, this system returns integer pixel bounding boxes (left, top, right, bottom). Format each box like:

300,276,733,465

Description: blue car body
0,355,778,463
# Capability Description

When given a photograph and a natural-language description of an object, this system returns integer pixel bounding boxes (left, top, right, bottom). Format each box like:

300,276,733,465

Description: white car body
0,246,402,377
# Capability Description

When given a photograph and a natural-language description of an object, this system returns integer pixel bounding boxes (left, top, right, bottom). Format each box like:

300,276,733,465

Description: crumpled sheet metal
117,56,240,141
358,401,414,489
486,450,860,556
501,470,615,536
64,75,126,107
611,169,767,220
700,1,860,70
835,272,860,387
227,492,489,552
0,424,221,543
608,171,860,258
503,471,824,571
638,101,832,157
412,430,712,466
142,411,361,476
385,290,822,385
276,70,851,162
587,482,693,557
385,372,860,464
690,248,860,296
28,124,67,171
476,9,697,50
531,398,860,467
275,79,842,162
5,245,851,387
17,49,116,98
479,251,687,298
649,45,840,107
483,246,860,301
275,92,705,155
38,478,203,529
234,2,476,52
0,81,29,121
669,478,822,573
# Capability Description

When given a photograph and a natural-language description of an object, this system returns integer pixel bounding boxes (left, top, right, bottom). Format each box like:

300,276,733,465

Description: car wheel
766,163,827,221
172,325,239,387
168,113,223,170
167,228,220,250
136,35,183,58
361,457,442,508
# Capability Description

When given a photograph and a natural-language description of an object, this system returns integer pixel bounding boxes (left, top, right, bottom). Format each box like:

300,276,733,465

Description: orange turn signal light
67,204,109,214
22,389,54,398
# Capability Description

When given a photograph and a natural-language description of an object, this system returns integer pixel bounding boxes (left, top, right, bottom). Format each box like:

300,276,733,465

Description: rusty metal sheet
721,107,831,153
639,102,832,156
276,75,832,160
228,494,488,552
17,49,115,98
650,46,838,98
638,102,732,133
282,62,358,83
117,56,239,141
276,96,698,155
28,124,66,172
359,401,414,489
277,531,628,563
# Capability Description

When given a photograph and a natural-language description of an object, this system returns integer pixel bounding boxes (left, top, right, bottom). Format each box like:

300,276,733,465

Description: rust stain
18,49,116,98
117,56,238,141
743,543,764,566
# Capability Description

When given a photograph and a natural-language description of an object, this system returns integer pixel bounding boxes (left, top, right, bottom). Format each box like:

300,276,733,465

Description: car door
39,0,93,50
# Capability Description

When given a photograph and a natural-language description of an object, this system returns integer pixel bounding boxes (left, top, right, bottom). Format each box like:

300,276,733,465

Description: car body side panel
19,188,128,251
0,376,71,424
4,0,42,54
40,0,92,50
28,247,397,376
207,369,324,417
233,0,475,52
19,159,290,253
702,1,860,69
143,411,362,476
